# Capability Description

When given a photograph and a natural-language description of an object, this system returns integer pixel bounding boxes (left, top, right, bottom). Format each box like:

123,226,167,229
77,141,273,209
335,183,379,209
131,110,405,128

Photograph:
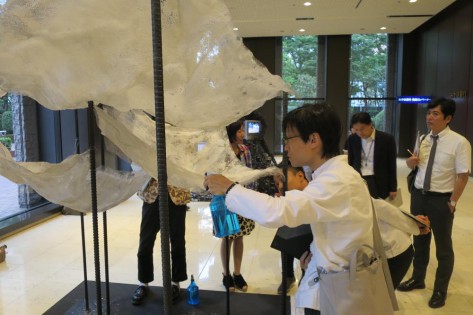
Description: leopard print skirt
226,214,255,239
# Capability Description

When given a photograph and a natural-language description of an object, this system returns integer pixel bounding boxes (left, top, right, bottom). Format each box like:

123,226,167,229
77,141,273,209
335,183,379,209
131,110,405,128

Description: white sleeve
372,198,419,235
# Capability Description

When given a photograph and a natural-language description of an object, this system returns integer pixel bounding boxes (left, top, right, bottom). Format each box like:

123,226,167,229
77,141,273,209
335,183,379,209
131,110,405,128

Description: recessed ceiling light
380,26,387,30
299,28,306,32
233,27,239,31
409,0,417,3
304,2,312,6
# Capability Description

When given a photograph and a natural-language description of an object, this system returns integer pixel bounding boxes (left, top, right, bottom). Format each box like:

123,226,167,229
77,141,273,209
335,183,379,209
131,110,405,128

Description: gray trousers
410,188,454,293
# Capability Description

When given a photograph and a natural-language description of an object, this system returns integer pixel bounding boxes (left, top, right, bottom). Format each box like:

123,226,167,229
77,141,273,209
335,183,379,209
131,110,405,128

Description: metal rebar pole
281,153,288,315
226,236,230,315
100,134,111,315
150,0,173,313
87,101,102,315
75,109,90,312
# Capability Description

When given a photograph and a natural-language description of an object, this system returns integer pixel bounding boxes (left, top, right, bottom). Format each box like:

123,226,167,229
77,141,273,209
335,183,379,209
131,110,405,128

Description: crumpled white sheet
0,0,290,129
95,106,279,190
0,0,289,210
0,142,149,212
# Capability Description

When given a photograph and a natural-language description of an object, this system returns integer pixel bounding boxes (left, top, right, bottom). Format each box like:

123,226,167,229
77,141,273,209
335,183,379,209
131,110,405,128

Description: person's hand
300,250,312,271
447,202,456,214
388,191,397,200
415,215,430,235
203,174,234,195
273,173,284,195
406,154,420,170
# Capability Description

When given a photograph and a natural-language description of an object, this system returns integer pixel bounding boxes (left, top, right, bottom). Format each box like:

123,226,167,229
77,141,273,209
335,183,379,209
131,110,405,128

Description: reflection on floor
0,159,472,315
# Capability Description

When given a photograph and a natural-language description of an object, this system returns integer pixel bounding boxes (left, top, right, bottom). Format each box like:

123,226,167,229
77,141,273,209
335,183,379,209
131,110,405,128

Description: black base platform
44,281,291,315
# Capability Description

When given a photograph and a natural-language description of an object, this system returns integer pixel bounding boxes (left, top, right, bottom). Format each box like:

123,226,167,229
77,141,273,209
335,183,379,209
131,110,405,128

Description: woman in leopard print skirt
218,120,256,292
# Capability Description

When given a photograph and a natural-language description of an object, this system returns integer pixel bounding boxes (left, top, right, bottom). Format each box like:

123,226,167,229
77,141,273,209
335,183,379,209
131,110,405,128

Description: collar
429,126,450,139
369,128,376,141
311,155,347,181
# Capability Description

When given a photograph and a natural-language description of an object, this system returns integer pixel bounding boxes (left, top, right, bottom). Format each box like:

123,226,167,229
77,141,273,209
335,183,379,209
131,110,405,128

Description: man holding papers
398,97,471,309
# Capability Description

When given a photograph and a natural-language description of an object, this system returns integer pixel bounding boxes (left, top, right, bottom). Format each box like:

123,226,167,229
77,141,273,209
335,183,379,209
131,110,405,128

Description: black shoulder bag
407,135,426,193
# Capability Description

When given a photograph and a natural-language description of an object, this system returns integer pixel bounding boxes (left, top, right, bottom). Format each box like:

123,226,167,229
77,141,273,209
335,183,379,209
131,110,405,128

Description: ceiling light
299,28,306,32
409,0,417,3
233,27,239,31
380,26,387,30
303,2,312,6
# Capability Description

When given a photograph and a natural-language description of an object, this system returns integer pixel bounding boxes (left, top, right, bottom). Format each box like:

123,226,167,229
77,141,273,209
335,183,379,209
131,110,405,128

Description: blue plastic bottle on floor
187,274,200,305
210,195,240,237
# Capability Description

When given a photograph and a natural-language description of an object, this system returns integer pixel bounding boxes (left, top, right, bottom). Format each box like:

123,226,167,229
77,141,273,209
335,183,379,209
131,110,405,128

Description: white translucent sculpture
0,0,289,209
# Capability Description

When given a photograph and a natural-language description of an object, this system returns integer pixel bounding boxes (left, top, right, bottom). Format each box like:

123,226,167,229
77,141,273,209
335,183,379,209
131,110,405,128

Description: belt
415,188,451,196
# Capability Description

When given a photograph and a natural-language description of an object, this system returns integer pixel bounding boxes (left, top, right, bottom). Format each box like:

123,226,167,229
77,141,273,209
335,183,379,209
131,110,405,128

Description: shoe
233,273,248,292
171,284,181,304
277,276,296,294
397,278,425,292
222,273,235,292
428,291,446,308
132,285,148,305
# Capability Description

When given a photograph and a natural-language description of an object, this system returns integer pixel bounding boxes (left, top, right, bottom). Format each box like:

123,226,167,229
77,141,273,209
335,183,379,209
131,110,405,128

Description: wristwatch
448,200,456,207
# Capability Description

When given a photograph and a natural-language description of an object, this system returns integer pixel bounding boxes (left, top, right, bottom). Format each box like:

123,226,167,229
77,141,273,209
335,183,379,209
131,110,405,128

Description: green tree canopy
282,36,318,98
1,110,13,134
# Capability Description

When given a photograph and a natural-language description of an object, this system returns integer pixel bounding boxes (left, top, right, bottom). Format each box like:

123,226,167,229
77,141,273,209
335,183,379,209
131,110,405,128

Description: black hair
350,112,372,127
282,103,341,158
226,120,244,143
277,161,308,182
427,97,456,119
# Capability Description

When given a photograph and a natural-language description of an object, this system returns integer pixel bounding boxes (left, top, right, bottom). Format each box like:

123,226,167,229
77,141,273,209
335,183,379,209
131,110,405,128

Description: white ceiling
224,0,456,38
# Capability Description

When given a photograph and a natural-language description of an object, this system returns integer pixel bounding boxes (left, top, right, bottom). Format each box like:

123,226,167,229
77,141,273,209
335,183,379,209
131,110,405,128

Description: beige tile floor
0,159,472,315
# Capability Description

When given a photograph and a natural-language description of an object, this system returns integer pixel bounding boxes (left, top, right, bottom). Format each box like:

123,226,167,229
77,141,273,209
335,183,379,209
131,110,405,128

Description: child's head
275,162,309,194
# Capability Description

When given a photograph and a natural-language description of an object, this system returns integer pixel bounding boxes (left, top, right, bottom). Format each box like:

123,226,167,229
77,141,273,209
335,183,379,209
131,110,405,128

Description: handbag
270,224,313,259
407,167,418,193
407,134,426,193
318,198,398,315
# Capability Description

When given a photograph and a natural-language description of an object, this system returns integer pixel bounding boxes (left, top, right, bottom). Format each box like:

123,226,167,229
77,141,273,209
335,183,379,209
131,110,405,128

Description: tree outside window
349,34,388,131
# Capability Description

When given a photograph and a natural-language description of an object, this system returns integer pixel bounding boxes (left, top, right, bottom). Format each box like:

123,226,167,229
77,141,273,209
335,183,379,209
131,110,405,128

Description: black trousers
304,308,321,315
388,245,414,288
137,195,188,284
362,175,380,199
410,188,454,293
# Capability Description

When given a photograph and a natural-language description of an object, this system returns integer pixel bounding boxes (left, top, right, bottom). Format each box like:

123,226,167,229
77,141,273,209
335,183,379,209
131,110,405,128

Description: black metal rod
103,211,110,315
80,214,90,312
225,236,230,315
150,1,172,313
100,134,111,315
280,99,289,315
87,101,102,315
75,109,90,312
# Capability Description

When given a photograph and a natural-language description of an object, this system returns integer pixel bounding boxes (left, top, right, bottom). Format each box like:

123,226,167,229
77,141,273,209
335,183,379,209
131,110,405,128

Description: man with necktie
398,97,471,309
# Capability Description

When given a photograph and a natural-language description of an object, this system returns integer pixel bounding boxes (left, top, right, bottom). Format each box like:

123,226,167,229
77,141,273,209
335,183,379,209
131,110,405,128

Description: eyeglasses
283,135,300,144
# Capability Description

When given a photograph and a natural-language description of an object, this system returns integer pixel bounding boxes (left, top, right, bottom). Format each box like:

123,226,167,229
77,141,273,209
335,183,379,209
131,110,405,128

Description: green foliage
282,36,318,98
372,109,385,131
350,34,387,98
1,111,13,134
0,136,12,149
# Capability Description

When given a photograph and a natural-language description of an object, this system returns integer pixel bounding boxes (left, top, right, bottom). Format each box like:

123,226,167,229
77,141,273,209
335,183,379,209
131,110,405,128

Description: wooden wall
400,0,473,160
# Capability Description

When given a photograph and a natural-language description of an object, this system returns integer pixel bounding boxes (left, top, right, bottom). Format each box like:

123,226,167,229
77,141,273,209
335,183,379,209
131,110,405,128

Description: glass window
0,93,49,228
349,34,391,132
275,36,324,153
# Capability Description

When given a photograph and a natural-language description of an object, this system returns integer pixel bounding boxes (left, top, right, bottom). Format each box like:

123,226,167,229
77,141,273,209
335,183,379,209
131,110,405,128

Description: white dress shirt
414,126,471,192
225,155,373,310
360,128,375,176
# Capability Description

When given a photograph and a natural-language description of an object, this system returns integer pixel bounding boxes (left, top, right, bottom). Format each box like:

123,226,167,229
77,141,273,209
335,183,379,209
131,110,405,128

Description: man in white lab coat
205,103,374,314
